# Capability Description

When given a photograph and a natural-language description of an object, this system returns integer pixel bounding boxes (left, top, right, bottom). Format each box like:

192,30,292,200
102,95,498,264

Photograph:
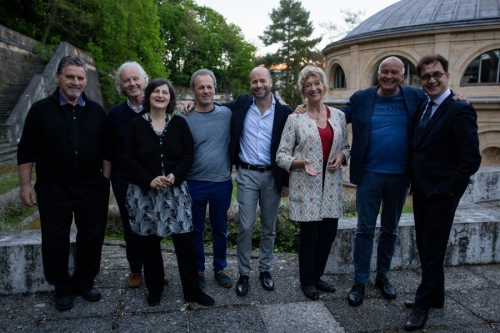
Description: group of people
17,52,480,331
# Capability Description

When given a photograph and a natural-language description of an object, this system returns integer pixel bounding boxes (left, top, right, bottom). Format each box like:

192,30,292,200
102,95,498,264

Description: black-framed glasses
420,72,448,82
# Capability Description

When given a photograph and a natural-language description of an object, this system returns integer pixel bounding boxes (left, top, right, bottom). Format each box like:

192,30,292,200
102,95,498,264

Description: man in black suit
226,67,293,297
404,54,481,331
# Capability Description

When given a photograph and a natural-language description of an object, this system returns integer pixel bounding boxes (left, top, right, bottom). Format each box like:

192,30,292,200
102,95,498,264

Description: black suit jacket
226,94,293,193
411,91,481,198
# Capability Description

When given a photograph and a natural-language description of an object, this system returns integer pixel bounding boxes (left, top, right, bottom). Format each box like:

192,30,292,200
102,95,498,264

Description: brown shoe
127,272,142,288
163,274,170,285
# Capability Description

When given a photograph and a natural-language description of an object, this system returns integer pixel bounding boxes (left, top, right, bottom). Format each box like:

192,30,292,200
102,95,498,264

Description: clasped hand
150,173,175,190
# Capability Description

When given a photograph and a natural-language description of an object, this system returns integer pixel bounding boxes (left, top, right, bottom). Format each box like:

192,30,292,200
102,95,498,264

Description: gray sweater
178,105,231,182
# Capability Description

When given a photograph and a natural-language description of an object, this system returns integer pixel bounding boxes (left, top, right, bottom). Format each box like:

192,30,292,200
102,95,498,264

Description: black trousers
35,177,110,296
140,231,204,299
298,218,338,286
413,185,460,311
111,168,143,273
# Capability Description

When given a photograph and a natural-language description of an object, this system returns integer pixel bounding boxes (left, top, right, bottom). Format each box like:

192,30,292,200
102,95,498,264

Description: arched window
462,50,500,85
333,65,346,89
371,56,419,86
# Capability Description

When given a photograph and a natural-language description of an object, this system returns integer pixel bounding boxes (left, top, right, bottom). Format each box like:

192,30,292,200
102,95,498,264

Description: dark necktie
417,101,435,138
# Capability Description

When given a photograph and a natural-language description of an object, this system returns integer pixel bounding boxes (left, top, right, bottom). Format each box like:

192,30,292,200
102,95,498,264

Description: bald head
250,67,272,81
378,56,405,75
250,66,273,101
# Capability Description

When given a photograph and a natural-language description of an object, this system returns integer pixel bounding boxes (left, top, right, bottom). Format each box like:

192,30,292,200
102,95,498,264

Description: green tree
158,0,256,96
260,0,321,106
86,0,167,106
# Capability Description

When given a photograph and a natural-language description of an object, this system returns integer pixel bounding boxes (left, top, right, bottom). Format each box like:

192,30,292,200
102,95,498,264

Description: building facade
323,0,500,166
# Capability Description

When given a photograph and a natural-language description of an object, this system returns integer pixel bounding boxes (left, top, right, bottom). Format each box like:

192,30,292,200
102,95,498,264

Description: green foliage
259,0,322,107
158,0,256,95
33,43,55,63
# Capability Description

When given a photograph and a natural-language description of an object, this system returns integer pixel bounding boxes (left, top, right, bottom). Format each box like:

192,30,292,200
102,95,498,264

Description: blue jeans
353,171,410,284
186,179,232,273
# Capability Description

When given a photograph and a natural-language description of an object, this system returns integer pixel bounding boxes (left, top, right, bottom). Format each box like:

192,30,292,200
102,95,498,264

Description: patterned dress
126,129,193,237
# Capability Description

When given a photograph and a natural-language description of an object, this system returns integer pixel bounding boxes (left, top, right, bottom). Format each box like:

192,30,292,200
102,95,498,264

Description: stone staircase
0,55,45,123
0,55,45,164
0,139,17,165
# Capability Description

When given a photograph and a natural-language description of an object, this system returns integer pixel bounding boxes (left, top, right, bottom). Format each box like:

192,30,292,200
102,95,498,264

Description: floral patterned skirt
126,181,193,237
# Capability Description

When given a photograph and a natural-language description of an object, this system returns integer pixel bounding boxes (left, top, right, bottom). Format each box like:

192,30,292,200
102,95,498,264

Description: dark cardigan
124,114,194,192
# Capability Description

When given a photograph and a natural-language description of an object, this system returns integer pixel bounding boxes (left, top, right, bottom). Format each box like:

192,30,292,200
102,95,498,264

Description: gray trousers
236,168,281,275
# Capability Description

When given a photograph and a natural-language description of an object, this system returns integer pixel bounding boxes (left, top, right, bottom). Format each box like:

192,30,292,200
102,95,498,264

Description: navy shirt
364,90,409,174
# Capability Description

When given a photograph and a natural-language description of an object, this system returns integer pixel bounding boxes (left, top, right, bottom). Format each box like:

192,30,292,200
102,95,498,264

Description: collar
59,91,85,106
127,98,144,113
252,93,276,109
431,88,451,106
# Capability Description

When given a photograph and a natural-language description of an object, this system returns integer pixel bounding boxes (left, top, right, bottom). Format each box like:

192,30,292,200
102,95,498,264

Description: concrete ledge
326,202,500,274
462,166,500,203
0,229,76,295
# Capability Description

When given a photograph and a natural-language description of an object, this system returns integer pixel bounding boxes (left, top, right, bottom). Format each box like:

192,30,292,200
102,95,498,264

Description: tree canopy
0,0,256,105
259,0,321,106
159,0,256,97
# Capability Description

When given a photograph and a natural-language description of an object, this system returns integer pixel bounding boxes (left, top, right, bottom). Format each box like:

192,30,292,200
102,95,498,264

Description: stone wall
0,25,38,89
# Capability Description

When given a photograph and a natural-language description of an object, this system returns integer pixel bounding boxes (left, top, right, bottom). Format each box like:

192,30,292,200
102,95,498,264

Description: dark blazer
124,114,194,192
411,92,481,198
341,85,427,185
226,94,293,193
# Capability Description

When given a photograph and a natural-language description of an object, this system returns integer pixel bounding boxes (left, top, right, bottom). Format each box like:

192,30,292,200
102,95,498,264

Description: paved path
1,240,499,332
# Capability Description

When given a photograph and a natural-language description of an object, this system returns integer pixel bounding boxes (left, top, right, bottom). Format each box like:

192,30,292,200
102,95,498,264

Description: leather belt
240,162,272,172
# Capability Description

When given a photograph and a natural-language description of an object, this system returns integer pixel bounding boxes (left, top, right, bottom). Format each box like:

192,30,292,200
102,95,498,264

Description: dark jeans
413,185,460,311
353,171,410,284
186,179,232,273
298,218,338,286
111,168,142,273
35,177,110,296
139,231,205,299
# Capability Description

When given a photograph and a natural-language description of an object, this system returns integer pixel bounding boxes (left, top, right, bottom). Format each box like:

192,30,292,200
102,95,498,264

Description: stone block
326,202,500,274
0,229,76,295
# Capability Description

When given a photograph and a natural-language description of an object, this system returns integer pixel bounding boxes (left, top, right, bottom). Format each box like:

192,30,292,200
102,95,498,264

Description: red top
317,106,334,163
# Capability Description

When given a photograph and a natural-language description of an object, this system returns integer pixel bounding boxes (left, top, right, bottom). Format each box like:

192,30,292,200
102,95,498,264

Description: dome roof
326,0,500,47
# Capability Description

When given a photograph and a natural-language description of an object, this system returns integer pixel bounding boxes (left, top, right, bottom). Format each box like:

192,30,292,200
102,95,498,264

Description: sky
194,0,401,56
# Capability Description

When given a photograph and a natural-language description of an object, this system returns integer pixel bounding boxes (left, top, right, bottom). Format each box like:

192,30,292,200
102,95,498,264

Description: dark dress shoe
147,292,162,306
75,288,101,302
404,298,444,309
347,283,365,306
404,308,428,331
236,275,250,297
375,277,397,299
259,271,274,291
55,295,73,311
315,280,336,293
185,292,215,306
301,286,320,301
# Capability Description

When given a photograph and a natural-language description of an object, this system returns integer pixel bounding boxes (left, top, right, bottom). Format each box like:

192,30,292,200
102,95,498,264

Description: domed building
322,0,500,166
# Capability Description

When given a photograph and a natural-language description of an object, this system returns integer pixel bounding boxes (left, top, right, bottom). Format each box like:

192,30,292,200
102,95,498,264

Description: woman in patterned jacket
276,66,350,301
124,78,214,307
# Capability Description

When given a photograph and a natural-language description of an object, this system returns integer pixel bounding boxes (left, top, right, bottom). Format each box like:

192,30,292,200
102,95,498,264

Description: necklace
308,110,321,120
147,113,169,136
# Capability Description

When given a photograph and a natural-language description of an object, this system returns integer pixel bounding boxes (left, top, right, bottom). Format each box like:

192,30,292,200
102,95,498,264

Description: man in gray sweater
178,69,233,289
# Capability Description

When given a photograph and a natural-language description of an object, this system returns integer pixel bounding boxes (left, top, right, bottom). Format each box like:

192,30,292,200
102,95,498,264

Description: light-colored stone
0,229,76,295
326,203,500,274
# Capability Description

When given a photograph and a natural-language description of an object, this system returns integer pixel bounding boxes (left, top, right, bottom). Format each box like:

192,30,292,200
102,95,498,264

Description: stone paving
1,239,499,332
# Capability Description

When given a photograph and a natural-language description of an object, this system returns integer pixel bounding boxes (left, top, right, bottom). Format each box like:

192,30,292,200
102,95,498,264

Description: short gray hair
115,61,149,96
57,55,87,75
190,69,217,90
298,65,329,93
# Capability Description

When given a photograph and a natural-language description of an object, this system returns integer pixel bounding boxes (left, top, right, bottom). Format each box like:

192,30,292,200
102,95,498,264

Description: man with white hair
108,61,169,288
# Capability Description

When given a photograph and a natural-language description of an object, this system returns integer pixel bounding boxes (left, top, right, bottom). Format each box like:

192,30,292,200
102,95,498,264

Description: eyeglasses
420,72,448,82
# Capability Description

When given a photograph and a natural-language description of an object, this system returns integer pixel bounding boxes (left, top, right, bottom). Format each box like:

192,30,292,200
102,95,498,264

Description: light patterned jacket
276,106,350,222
